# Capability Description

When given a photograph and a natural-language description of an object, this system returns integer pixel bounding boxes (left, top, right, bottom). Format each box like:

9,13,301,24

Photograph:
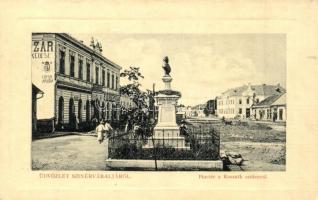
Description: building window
86,63,90,82
59,51,65,74
78,59,83,80
102,70,105,86
107,71,110,88
239,99,242,104
246,98,250,104
116,76,119,90
70,55,75,77
111,74,114,89
239,108,242,114
95,66,99,84
279,109,283,120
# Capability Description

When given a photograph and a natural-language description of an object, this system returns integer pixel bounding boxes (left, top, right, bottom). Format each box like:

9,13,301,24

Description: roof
253,93,286,108
192,103,206,109
272,93,286,106
222,84,286,97
32,84,44,94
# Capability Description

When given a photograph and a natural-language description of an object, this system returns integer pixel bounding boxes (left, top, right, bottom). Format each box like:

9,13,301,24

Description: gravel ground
221,141,286,171
216,122,286,171
32,135,108,170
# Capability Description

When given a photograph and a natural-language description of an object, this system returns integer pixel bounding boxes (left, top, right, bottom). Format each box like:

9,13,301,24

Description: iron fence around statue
108,125,220,160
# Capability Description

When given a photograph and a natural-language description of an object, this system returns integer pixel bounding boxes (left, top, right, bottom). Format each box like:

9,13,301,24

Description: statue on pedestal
162,56,171,76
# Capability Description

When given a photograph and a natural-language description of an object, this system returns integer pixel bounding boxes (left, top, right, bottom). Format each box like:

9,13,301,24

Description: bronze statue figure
162,56,171,76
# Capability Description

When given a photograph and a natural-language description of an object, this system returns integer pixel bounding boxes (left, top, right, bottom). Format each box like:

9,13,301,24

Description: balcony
56,73,92,91
92,84,104,93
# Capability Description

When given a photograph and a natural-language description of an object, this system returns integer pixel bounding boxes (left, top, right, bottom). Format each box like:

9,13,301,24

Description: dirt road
32,135,108,170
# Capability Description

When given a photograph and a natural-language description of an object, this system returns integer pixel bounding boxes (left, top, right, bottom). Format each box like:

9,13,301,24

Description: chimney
276,83,281,93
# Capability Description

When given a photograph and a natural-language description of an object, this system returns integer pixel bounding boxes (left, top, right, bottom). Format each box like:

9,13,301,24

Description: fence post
151,134,158,171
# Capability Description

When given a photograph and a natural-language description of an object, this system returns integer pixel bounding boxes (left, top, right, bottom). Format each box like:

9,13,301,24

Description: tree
119,67,155,138
203,107,209,117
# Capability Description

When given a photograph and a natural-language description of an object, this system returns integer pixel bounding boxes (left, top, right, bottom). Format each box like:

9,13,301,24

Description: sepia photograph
2,0,318,199
31,33,286,171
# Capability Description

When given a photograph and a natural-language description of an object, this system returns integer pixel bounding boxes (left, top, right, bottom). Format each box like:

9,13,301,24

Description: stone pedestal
162,75,172,90
145,75,189,149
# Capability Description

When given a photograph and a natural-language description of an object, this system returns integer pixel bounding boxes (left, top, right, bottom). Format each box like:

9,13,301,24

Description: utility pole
151,82,158,171
152,83,156,119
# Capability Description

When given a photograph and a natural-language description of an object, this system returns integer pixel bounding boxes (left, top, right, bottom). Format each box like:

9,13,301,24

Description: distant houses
189,104,206,118
252,93,286,122
216,83,286,121
176,105,206,118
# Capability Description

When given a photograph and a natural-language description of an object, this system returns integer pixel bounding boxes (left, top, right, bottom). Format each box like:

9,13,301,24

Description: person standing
104,120,113,138
96,120,106,144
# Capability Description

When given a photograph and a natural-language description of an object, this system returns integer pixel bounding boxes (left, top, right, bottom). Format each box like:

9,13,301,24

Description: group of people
95,117,189,144
95,120,113,144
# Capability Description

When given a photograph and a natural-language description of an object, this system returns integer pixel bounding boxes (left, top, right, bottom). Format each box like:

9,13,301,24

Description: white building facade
32,33,122,132
216,83,285,119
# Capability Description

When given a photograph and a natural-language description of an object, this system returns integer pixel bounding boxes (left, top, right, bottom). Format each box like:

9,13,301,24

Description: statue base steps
143,126,190,150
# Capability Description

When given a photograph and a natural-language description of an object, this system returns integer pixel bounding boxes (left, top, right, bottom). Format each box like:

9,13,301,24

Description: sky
73,33,286,106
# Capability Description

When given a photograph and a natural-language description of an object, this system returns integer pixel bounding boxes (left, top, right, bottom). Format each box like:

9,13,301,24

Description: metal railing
108,125,220,160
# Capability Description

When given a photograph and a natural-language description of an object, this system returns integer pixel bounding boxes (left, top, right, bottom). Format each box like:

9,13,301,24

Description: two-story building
216,83,285,119
32,33,122,133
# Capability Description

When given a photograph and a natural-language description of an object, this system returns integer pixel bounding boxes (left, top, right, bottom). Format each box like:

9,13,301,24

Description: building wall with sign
32,34,56,120
32,33,122,132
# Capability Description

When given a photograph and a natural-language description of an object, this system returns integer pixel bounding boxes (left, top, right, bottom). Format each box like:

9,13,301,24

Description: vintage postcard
1,0,318,199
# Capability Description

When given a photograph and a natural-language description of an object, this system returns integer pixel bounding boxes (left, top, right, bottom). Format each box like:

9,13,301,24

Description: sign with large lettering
32,38,56,119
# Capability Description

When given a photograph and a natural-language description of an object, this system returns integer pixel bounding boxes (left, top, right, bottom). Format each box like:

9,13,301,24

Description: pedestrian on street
104,120,113,138
96,120,106,144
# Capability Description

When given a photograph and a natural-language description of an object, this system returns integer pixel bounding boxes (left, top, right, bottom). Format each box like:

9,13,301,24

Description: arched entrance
78,99,82,123
58,96,64,125
69,98,75,130
86,100,90,122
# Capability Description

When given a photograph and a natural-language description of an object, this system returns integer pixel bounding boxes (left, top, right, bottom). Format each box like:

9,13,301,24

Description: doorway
246,108,250,118
279,109,283,121
69,98,75,130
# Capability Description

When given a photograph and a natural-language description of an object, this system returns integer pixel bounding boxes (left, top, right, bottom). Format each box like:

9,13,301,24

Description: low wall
105,159,223,171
